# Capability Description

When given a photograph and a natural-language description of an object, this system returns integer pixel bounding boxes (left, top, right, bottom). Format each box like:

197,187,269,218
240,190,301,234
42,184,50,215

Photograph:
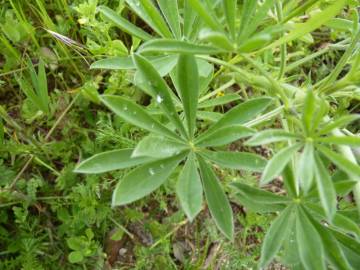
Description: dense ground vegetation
0,0,360,269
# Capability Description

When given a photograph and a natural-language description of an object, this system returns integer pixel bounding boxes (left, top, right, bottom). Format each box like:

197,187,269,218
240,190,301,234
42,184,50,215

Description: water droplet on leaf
156,95,163,104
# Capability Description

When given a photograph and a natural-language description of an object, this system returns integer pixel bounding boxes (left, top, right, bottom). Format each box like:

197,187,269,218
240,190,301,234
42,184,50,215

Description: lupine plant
75,0,360,269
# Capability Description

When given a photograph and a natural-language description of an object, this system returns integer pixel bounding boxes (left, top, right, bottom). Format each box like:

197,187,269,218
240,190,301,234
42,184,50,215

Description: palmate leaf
198,156,233,240
259,205,295,268
74,149,154,174
177,54,199,137
176,153,202,221
112,152,187,206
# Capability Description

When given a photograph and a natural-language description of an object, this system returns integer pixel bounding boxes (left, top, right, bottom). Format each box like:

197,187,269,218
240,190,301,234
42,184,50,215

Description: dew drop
149,168,155,175
123,106,128,111
156,95,163,104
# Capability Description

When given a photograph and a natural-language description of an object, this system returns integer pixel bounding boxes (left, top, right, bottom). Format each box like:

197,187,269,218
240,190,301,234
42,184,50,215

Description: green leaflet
222,0,236,39
90,55,178,77
296,207,326,270
204,97,272,136
100,95,180,142
198,29,234,51
177,54,199,137
187,0,222,31
176,153,203,221
112,152,187,206
132,135,189,158
132,54,188,138
261,143,302,185
198,156,233,240
74,149,154,174
305,208,352,270
319,114,360,135
201,150,266,172
259,205,295,268
297,142,314,194
317,146,360,180
231,182,291,205
198,94,241,109
138,39,224,54
195,125,254,147
98,6,152,40
245,129,300,146
139,0,172,38
314,153,337,221
302,90,316,135
317,136,360,147
158,0,181,39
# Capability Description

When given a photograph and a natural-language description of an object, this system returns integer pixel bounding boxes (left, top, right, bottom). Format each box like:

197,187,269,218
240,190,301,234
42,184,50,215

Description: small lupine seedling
75,54,272,240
